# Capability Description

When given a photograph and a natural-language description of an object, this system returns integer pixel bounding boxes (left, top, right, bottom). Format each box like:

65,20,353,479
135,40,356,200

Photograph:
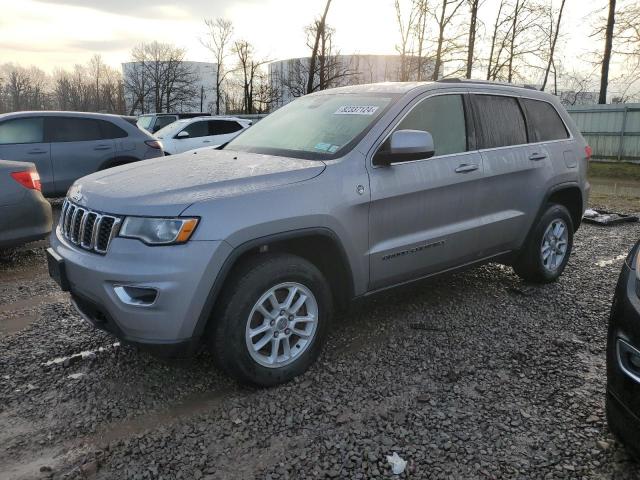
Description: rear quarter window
473,95,527,149
99,120,128,139
521,98,569,142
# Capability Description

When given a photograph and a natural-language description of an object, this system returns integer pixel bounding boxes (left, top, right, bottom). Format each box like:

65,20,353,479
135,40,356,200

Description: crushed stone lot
2,220,640,479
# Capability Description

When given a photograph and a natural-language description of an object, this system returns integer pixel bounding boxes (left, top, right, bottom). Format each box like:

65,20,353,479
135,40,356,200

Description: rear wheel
209,253,332,387
513,203,573,283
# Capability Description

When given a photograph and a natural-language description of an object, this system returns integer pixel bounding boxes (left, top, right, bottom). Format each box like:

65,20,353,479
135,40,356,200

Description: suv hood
68,150,325,216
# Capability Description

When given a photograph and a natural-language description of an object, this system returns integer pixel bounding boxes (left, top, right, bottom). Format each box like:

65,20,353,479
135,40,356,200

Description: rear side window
395,94,467,156
98,120,128,139
521,99,569,141
48,117,102,142
0,117,44,144
182,121,208,138
208,120,244,135
473,95,527,149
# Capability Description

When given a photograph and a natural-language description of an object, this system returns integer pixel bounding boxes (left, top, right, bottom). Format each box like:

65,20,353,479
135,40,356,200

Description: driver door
367,92,486,290
175,120,209,153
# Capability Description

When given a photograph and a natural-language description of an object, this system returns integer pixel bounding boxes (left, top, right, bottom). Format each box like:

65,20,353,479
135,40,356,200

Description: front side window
48,117,102,142
474,95,527,149
0,117,44,145
521,98,569,142
182,121,208,138
395,94,467,156
226,94,395,159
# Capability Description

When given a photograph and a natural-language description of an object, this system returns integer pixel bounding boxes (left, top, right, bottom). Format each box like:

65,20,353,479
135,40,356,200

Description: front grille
59,199,121,254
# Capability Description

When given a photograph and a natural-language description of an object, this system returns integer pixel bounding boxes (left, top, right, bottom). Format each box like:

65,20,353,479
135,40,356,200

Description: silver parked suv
47,80,590,386
0,111,163,197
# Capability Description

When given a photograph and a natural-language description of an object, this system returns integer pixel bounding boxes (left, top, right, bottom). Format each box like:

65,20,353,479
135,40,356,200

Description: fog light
114,285,158,306
617,338,640,383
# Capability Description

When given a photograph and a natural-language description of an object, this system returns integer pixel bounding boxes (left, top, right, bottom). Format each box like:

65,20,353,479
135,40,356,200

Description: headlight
119,217,199,245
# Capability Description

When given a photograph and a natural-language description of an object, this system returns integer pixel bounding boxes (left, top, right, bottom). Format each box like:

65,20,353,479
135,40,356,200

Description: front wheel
513,203,574,283
209,253,332,387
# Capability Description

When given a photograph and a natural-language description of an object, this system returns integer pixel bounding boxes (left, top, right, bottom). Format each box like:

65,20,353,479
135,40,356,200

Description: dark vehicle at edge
608,240,640,459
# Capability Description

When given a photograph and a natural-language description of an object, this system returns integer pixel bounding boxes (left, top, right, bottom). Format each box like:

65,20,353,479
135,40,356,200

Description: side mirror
373,129,435,166
176,131,190,139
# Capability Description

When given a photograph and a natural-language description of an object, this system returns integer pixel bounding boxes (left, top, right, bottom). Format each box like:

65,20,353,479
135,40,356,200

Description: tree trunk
508,0,519,83
599,0,616,104
307,0,332,94
432,1,448,81
487,1,504,80
466,0,479,79
541,0,566,91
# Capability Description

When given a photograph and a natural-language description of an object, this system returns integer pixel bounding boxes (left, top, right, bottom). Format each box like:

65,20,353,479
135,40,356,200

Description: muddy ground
2,204,640,479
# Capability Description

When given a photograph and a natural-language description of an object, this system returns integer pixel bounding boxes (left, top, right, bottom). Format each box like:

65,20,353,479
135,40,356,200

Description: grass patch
589,162,640,182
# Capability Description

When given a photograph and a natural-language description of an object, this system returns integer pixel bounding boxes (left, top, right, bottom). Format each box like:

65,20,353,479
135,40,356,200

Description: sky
0,0,606,77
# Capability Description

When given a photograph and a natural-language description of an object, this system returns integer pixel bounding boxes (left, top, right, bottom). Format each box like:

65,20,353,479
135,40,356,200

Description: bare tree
431,0,467,80
232,40,270,114
465,0,481,79
541,0,566,91
486,0,546,83
307,0,332,94
0,64,49,112
394,0,420,81
599,0,616,103
124,42,199,114
202,18,234,114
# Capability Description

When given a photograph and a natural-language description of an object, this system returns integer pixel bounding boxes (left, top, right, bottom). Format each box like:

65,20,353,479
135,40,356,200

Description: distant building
122,61,217,115
269,54,439,108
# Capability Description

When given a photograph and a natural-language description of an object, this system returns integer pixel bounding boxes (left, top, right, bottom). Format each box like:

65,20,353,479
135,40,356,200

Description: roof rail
436,78,541,91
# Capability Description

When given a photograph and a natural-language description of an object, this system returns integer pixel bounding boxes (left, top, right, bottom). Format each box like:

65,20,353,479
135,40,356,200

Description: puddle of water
95,387,237,444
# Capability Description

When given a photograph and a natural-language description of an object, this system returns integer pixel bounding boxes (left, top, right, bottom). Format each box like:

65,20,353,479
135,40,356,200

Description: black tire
209,253,333,387
513,203,574,283
606,391,640,461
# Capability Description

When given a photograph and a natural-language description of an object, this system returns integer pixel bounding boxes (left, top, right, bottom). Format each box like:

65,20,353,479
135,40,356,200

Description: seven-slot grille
59,199,121,254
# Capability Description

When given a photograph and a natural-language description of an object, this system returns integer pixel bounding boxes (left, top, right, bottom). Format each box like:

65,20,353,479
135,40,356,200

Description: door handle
455,163,479,173
27,148,47,154
94,145,112,151
529,152,547,161
202,140,211,143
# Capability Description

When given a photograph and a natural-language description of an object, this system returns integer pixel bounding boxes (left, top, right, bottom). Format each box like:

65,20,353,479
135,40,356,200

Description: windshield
225,93,395,159
136,116,153,130
155,119,189,138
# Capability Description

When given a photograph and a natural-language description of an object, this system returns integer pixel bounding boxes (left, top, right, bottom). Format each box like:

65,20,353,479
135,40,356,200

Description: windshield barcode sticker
334,105,379,115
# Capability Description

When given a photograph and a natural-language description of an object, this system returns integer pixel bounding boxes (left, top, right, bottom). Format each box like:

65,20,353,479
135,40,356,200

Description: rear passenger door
0,117,54,195
368,92,487,289
47,117,115,195
520,98,573,170
470,93,550,254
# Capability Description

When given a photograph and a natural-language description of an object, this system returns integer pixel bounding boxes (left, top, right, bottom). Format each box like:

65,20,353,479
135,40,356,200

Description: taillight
145,140,163,150
10,170,41,191
585,145,592,160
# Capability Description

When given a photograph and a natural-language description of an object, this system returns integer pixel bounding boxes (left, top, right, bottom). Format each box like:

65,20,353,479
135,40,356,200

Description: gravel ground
2,216,640,479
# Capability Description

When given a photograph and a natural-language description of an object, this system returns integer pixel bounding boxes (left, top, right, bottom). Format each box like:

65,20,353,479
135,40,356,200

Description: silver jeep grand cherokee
47,80,590,386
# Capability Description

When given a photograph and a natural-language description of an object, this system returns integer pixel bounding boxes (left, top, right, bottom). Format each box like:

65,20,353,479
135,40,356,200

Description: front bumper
607,242,640,449
49,224,232,353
